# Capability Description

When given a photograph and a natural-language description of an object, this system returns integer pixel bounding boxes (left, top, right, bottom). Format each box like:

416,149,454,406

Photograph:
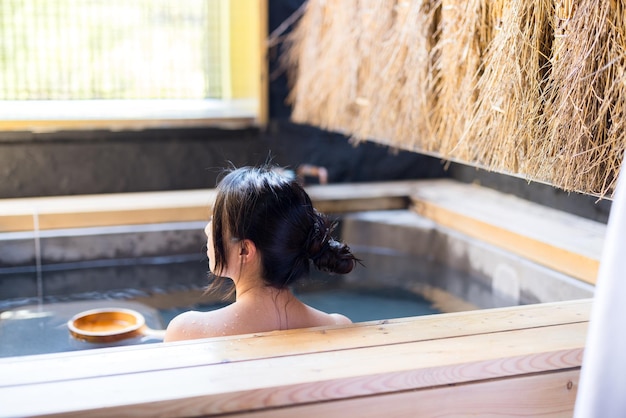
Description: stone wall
0,123,446,198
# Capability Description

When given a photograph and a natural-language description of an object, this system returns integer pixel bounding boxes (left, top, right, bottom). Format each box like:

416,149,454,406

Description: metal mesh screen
0,0,220,100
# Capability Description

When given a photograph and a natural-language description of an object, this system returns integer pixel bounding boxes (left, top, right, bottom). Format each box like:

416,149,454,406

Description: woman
164,165,359,342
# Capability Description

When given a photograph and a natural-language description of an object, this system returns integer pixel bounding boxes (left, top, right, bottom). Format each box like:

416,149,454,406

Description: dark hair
210,165,357,290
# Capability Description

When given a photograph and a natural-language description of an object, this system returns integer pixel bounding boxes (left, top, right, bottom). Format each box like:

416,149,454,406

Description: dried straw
285,0,438,148
354,0,439,149
283,0,351,131
284,0,625,197
430,0,500,157
459,0,553,174
533,0,626,197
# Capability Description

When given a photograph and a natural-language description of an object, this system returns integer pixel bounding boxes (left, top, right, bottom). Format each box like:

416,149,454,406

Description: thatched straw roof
284,0,626,198
536,0,626,197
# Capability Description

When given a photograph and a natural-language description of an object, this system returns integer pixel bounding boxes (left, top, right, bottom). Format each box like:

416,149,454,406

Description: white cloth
574,163,626,417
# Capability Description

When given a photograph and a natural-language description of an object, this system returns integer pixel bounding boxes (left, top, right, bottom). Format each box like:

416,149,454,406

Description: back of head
211,165,357,289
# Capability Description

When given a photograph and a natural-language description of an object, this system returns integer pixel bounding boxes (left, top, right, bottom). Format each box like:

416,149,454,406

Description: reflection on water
0,254,208,311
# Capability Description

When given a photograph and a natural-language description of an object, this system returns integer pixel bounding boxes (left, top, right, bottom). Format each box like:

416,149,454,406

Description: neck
234,279,296,331
235,280,293,302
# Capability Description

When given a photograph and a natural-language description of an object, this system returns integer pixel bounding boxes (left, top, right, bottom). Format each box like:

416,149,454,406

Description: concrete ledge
341,210,594,308
411,179,606,285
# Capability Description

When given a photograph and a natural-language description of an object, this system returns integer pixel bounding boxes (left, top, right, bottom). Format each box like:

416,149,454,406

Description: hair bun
307,214,357,275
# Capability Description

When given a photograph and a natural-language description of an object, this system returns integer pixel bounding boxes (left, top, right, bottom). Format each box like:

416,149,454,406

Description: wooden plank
305,180,418,201
0,182,415,232
0,189,215,232
0,322,586,417
0,117,256,133
314,196,409,213
257,0,269,127
411,179,605,284
231,369,580,418
0,299,590,387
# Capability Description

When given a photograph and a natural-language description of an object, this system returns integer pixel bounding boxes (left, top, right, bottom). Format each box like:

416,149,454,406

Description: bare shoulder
301,303,352,327
330,312,352,325
163,310,205,342
163,311,221,342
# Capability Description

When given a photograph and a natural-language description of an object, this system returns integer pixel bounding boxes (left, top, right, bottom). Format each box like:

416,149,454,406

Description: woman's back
164,165,357,343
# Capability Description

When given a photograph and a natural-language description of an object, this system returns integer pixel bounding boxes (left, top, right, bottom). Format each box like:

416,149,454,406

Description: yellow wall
229,0,262,99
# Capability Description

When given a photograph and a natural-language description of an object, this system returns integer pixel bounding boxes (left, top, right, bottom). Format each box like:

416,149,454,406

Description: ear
239,239,257,263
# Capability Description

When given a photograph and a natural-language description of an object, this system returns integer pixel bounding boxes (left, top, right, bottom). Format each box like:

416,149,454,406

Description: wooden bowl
67,308,147,343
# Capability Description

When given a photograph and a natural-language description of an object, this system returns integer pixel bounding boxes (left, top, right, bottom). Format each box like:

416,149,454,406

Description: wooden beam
0,322,586,417
0,189,216,232
0,181,415,232
0,300,589,417
0,299,590,387
230,369,580,418
0,116,256,133
257,0,269,127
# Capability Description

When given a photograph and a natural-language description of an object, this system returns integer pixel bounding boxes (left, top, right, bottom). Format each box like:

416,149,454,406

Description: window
0,0,266,132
